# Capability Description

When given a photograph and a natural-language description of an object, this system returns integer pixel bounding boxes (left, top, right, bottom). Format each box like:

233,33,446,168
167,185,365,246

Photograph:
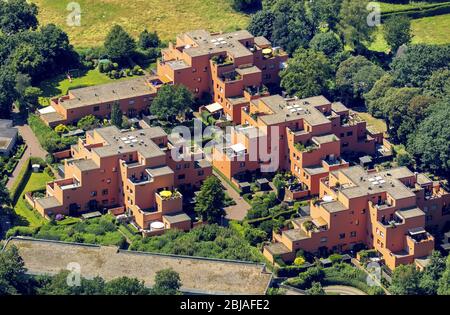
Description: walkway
6,123,48,189
213,170,250,221
323,285,367,295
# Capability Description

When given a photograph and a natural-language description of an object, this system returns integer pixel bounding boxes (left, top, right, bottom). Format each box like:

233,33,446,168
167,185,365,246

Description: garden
0,141,27,185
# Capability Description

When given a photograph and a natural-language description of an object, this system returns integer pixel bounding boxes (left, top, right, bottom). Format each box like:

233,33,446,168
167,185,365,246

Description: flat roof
56,77,155,110
163,212,191,224
5,237,272,295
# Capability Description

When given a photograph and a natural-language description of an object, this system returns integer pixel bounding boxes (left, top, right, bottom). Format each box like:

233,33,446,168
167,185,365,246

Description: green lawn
368,13,450,53
31,0,249,48
352,109,387,134
13,172,53,228
38,69,133,106
379,1,448,12
411,13,450,45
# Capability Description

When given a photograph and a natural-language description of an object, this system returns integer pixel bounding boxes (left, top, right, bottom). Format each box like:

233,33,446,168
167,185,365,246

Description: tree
380,87,420,143
336,55,385,105
244,227,268,246
364,74,395,117
389,264,421,295
0,183,11,206
0,0,38,34
195,176,226,224
232,0,262,12
271,0,314,54
104,25,136,61
105,277,151,295
438,255,450,295
110,101,123,128
419,251,446,295
77,115,100,131
152,268,182,295
423,68,450,99
0,66,18,118
309,31,343,58
383,16,412,53
391,44,450,88
408,98,450,176
247,9,275,40
272,173,286,200
309,0,343,30
306,282,325,295
280,48,332,98
150,84,193,121
338,0,374,50
38,270,105,295
0,245,28,295
138,30,160,50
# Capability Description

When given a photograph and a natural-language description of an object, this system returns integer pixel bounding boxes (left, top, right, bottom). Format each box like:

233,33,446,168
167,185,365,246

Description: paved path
324,285,367,295
6,124,48,189
213,170,250,221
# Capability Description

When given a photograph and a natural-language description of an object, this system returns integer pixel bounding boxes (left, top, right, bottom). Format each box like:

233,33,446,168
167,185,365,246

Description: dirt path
324,285,367,295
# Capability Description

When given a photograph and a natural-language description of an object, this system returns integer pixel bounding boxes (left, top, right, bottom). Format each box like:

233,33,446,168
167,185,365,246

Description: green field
31,0,249,47
13,172,52,228
369,13,450,52
379,1,449,12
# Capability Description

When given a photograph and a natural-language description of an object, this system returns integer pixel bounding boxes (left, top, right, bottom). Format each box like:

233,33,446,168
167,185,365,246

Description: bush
6,225,38,238
9,158,31,203
285,267,325,290
294,256,306,266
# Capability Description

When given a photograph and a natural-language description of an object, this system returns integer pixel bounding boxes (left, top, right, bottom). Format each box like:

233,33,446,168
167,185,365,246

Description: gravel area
5,237,272,295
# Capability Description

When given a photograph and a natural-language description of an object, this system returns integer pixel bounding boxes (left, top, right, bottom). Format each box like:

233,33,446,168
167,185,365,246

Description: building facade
263,166,450,270
28,125,212,233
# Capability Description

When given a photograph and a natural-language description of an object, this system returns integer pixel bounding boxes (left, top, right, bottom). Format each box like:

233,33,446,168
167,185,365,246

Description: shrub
294,256,306,266
9,158,31,203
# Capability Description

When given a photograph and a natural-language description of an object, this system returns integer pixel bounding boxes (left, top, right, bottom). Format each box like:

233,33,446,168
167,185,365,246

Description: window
198,170,204,176
239,162,245,168
320,237,327,243
90,191,97,197
129,100,135,105
93,106,100,112
347,131,353,136
102,189,108,196
178,174,186,180
176,164,182,170
339,233,345,239
350,231,357,238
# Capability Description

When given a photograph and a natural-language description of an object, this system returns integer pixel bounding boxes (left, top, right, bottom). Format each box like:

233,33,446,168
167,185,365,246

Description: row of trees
390,251,450,295
0,0,79,118
0,245,181,295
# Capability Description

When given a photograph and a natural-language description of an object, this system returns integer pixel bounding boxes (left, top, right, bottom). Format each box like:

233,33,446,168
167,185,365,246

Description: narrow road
213,170,250,221
6,124,48,189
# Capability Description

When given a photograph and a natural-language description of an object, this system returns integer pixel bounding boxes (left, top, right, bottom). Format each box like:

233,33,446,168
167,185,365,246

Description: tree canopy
280,48,332,98
150,84,194,121
0,0,38,34
152,268,182,295
194,176,226,224
104,25,136,62
383,15,412,53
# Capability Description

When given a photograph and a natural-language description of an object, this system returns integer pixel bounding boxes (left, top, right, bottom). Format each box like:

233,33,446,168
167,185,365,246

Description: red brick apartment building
39,29,287,127
263,166,450,271
39,76,165,127
158,29,288,121
26,125,212,234
212,94,386,196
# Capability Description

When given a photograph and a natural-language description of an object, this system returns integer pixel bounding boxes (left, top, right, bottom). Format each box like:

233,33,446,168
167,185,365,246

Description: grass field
31,0,249,47
379,1,449,12
369,13,450,52
13,172,53,228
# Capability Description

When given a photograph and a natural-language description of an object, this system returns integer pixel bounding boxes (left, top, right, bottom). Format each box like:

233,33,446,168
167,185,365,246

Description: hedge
9,158,32,203
276,262,315,277
246,208,297,226
382,2,450,19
